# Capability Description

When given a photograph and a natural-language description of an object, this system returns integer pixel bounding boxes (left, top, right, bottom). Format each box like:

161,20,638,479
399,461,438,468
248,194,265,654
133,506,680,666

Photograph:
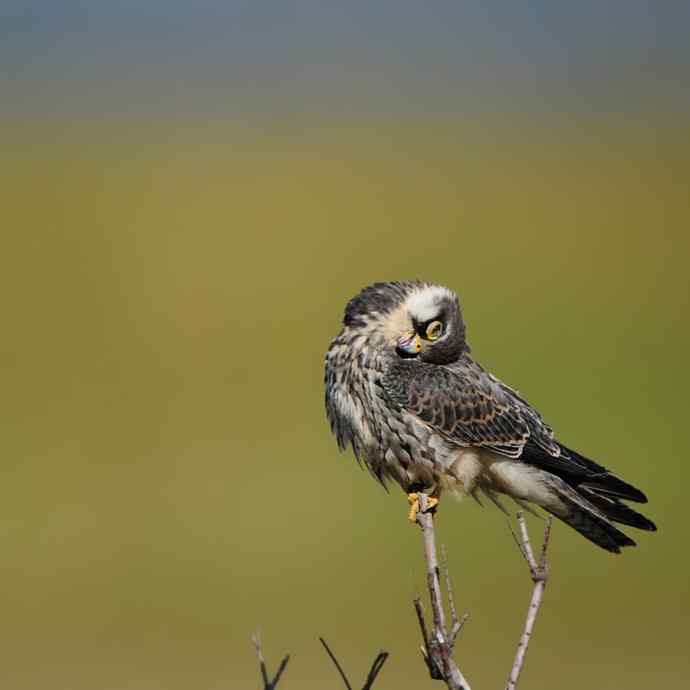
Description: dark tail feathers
544,475,656,554
523,441,656,552
545,489,636,553
579,487,657,532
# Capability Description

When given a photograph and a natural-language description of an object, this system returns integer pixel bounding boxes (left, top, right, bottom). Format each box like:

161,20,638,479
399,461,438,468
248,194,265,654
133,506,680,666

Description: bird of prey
324,281,656,553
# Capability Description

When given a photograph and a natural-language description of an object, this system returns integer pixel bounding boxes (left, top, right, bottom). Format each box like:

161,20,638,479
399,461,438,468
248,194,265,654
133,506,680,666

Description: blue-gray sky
2,1,689,120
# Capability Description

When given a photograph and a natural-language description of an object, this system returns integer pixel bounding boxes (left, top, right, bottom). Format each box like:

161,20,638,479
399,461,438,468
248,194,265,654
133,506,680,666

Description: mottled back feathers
382,355,559,459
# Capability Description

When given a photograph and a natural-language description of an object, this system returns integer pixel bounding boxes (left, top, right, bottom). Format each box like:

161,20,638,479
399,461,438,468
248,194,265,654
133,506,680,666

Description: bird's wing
382,356,560,459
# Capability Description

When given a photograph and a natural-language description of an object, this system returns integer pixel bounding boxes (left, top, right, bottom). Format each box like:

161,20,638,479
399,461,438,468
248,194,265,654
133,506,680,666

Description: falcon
324,281,656,553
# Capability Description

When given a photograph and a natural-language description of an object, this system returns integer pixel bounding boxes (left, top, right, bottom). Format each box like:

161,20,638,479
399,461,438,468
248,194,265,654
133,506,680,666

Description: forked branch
506,512,553,690
413,496,553,690
413,493,472,690
251,630,290,690
319,637,389,690
252,505,553,690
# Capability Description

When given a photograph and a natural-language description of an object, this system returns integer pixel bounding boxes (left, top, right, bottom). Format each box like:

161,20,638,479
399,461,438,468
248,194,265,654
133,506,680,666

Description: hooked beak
396,330,422,356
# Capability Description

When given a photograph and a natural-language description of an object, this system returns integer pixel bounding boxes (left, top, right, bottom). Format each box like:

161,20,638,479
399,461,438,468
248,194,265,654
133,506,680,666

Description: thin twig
507,519,528,563
251,631,290,690
538,518,553,573
362,651,390,690
320,637,353,690
414,597,442,679
271,656,290,688
440,545,458,643
517,511,538,572
252,631,269,688
320,637,389,690
414,493,472,690
413,597,432,656
451,613,470,645
440,545,469,646
505,513,553,690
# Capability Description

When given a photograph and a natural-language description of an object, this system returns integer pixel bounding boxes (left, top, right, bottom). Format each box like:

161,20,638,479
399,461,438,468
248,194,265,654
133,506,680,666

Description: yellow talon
407,492,420,522
407,493,439,521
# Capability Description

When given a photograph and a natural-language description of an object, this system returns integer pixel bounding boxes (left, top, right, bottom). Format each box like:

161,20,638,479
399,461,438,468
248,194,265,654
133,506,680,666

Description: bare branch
507,518,528,563
505,514,553,690
320,637,353,690
361,651,390,690
439,545,470,647
413,597,432,657
440,545,458,642
414,493,472,690
271,655,290,688
451,613,469,646
251,631,290,690
516,511,538,573
320,637,389,690
538,518,553,574
414,597,443,680
251,508,555,690
251,631,269,689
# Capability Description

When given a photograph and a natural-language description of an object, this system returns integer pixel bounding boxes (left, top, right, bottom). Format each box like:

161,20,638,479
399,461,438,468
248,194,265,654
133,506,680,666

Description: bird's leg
407,487,440,522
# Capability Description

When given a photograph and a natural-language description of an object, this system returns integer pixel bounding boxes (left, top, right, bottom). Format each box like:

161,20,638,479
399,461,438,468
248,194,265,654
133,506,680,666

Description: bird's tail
543,476,656,553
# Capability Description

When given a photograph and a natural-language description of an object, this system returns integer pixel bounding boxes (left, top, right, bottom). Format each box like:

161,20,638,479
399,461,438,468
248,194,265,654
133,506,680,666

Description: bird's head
342,281,468,365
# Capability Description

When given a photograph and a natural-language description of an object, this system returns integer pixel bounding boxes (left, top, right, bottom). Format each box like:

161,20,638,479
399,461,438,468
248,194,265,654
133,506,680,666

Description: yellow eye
425,320,443,340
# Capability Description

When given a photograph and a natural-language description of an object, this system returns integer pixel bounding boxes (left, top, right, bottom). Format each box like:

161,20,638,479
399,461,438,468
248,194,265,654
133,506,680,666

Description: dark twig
251,508,553,690
320,637,353,690
414,596,442,679
271,655,290,689
362,651,390,690
413,597,432,658
413,493,472,690
320,637,389,690
505,512,553,690
251,631,290,690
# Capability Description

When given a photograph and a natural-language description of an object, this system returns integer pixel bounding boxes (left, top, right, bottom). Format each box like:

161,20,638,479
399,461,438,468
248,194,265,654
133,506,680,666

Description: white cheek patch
405,286,455,323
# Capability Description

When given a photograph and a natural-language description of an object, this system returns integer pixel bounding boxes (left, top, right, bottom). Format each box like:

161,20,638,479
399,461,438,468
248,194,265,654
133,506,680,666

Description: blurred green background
3,3,690,689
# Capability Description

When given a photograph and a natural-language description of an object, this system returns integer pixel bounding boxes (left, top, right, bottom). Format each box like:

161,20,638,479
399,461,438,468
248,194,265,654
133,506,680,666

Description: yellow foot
407,492,420,522
407,493,439,522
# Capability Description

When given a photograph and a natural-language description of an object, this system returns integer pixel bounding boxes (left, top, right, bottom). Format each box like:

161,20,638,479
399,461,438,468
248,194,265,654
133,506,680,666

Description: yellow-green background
3,3,690,688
